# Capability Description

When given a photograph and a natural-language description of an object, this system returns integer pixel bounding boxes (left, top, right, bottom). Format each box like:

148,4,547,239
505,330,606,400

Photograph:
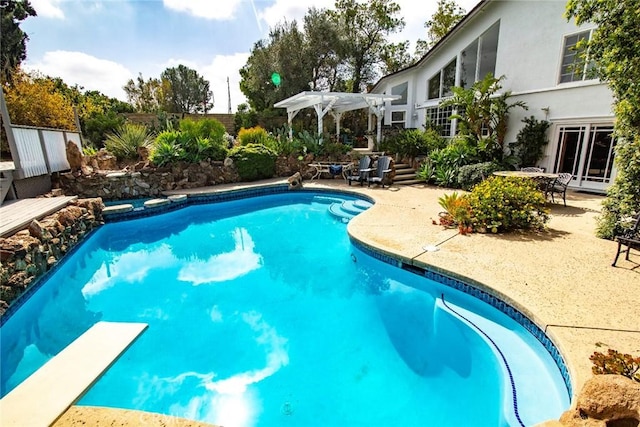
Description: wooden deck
0,196,78,237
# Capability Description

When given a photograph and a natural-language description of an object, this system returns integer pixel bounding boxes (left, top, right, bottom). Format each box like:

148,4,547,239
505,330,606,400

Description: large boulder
559,375,640,427
66,140,83,171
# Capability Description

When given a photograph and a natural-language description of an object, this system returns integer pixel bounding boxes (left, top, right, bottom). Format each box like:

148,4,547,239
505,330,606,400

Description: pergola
273,91,400,148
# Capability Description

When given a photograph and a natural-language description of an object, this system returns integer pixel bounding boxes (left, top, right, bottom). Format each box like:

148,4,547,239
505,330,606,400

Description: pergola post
287,110,300,140
331,111,343,142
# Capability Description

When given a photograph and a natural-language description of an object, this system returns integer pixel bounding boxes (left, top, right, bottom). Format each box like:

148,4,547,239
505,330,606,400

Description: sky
21,0,482,113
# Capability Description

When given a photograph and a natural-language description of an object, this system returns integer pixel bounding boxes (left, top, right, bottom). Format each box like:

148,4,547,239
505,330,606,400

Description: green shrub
83,111,126,148
150,119,229,165
380,128,446,159
509,116,550,168
437,192,473,233
179,118,226,144
238,126,270,146
416,158,435,183
104,123,154,160
319,141,351,159
457,162,502,190
229,143,277,181
466,176,549,233
150,131,184,166
596,134,640,239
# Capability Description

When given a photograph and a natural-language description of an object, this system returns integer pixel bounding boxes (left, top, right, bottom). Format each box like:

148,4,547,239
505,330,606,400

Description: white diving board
0,321,148,427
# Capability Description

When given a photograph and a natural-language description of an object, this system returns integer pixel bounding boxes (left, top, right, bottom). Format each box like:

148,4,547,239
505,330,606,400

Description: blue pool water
0,192,569,426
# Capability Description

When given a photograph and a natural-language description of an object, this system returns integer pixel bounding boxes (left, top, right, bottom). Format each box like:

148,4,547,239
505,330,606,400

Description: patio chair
521,167,544,172
367,156,393,188
545,172,572,206
347,155,372,186
612,213,640,267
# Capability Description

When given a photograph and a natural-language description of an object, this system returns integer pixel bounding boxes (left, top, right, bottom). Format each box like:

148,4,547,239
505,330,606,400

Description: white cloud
24,50,133,100
163,0,242,20
30,0,65,19
259,0,333,29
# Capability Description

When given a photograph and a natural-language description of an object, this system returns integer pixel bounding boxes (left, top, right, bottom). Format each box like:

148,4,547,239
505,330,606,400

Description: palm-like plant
104,123,155,160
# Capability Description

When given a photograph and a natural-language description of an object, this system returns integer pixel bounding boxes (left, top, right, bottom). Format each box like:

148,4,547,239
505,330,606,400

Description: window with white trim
391,82,408,105
427,58,457,100
559,30,594,83
460,21,500,89
425,106,453,137
390,111,406,128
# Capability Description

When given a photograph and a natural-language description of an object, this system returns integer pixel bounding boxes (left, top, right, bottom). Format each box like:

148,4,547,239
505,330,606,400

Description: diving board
0,321,148,427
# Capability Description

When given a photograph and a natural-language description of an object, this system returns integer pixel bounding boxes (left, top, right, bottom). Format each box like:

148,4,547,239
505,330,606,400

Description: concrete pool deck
50,179,639,426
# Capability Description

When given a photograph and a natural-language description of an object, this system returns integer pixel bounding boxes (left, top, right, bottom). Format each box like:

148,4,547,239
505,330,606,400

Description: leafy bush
149,118,229,165
437,192,472,234
428,142,478,188
229,143,277,181
238,126,270,146
104,123,154,160
596,134,640,239
509,116,550,168
380,128,446,159
457,161,502,190
319,141,352,159
416,159,435,182
83,111,126,148
590,349,640,382
466,176,549,233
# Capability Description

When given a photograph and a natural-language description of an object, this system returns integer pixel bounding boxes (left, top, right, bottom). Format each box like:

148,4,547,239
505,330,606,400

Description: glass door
552,124,617,191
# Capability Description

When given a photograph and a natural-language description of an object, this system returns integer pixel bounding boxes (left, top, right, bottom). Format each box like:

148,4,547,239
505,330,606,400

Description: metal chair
545,173,572,206
612,213,640,266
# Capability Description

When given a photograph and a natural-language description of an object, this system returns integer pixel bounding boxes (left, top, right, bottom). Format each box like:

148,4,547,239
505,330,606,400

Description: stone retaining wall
0,198,104,316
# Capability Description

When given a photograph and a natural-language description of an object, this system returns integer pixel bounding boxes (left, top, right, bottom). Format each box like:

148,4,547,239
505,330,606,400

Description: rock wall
0,198,104,316
57,156,322,200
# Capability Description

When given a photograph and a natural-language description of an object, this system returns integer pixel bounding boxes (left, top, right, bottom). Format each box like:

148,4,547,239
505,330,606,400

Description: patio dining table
308,161,355,181
493,170,559,193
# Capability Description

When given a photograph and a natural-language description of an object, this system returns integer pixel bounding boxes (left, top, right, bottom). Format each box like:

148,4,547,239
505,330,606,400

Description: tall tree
303,7,343,91
415,0,466,58
0,0,37,84
330,0,405,93
240,21,313,111
380,41,412,74
566,0,640,239
160,65,213,113
123,73,164,112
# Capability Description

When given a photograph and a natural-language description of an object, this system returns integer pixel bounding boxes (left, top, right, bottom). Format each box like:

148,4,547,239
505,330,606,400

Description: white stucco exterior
371,0,617,192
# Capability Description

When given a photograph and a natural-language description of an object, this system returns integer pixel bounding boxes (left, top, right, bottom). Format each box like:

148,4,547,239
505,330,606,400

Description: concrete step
393,179,424,185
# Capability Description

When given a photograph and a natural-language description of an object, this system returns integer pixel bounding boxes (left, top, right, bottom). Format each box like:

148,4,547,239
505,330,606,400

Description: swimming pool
0,190,570,426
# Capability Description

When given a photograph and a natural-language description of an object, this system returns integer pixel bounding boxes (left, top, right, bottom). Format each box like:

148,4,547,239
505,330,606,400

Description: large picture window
428,58,457,100
559,30,593,83
460,21,500,88
391,82,408,105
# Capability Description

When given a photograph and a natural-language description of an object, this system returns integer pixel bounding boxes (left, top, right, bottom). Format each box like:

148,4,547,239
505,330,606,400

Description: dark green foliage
234,103,259,133
466,176,549,233
82,111,126,148
229,143,277,181
0,0,37,84
380,128,446,159
150,118,229,166
509,116,550,168
319,140,352,159
457,161,502,190
161,65,213,113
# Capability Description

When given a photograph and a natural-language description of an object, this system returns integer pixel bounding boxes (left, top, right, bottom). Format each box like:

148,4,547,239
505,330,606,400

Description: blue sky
22,0,481,113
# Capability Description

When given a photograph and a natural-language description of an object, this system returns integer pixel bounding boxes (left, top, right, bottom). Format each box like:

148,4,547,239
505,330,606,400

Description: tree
0,0,36,84
330,0,405,93
160,65,213,113
380,41,412,74
3,70,75,129
123,73,164,112
566,0,640,239
415,0,466,58
303,7,343,91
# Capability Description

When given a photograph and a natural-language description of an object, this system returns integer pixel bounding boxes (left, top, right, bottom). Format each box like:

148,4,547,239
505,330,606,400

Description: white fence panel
42,130,70,172
12,128,48,178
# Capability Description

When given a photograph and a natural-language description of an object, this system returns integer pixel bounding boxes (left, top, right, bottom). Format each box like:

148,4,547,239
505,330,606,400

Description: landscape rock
66,140,83,171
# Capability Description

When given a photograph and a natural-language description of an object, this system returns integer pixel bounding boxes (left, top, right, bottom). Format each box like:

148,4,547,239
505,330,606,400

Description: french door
552,123,617,191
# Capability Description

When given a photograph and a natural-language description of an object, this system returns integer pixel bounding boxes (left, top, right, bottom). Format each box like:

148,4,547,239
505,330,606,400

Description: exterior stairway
393,162,421,186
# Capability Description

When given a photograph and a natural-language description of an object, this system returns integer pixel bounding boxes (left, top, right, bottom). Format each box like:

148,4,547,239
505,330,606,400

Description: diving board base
0,321,148,427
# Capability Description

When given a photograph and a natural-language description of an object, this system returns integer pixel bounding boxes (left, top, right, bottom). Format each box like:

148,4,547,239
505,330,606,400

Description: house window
391,82,408,105
559,30,593,83
425,106,453,137
460,20,500,88
390,111,406,128
427,58,457,100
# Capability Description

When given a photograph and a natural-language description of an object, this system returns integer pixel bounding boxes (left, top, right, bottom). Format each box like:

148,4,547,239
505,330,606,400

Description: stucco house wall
372,0,616,192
